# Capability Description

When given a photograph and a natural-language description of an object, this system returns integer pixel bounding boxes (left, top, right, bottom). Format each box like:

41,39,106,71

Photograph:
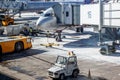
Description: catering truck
0,36,32,55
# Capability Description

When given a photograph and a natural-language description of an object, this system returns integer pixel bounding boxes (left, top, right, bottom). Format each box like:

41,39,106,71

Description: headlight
48,71,53,76
27,38,31,43
54,71,60,75
54,73,58,75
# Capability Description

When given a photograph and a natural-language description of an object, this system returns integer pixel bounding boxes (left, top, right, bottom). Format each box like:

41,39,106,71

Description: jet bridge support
55,30,62,42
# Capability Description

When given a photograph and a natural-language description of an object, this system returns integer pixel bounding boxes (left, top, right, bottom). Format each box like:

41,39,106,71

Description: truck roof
58,51,76,58
0,36,29,42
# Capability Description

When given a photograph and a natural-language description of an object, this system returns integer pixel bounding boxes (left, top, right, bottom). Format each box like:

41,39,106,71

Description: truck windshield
56,56,67,65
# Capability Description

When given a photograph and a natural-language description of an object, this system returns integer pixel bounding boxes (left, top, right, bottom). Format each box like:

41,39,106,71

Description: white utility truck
48,51,79,80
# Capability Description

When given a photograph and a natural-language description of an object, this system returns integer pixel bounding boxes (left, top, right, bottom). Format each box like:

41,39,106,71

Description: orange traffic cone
88,69,92,79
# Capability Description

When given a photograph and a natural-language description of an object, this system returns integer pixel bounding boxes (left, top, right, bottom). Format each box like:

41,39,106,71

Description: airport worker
24,28,29,36
29,27,33,36
21,27,29,36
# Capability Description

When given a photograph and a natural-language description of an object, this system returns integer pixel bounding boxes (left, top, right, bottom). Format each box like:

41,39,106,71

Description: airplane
35,7,68,41
36,7,66,32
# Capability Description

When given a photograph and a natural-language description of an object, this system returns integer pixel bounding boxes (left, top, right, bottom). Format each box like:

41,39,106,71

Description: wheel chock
40,43,59,47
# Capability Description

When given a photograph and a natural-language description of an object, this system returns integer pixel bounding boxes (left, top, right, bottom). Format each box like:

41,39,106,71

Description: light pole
99,0,103,44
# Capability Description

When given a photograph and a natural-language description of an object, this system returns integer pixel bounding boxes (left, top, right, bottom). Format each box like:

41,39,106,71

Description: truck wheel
0,46,2,62
0,22,2,26
59,74,65,80
110,46,116,53
15,42,24,52
9,22,14,25
100,47,107,55
52,78,57,80
111,49,116,53
55,36,59,42
76,28,80,32
72,69,79,78
9,23,12,25
80,27,84,33
0,46,2,54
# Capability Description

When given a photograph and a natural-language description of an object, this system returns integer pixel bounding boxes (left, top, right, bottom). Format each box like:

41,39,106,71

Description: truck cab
48,52,79,80
0,15,14,26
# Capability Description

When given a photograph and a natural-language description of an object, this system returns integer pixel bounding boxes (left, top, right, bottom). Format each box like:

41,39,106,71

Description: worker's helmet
68,51,75,56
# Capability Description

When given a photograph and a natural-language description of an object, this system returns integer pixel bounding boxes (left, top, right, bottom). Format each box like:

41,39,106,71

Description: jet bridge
80,1,120,54
0,1,59,15
103,3,120,27
80,1,120,28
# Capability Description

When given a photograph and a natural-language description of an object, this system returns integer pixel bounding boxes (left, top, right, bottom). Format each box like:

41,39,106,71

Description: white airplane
36,7,66,32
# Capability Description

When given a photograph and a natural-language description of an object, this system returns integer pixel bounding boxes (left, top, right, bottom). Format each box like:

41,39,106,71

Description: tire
111,49,116,53
80,27,83,33
15,42,24,52
0,21,2,26
110,46,116,53
0,30,3,35
9,23,12,25
0,46,2,55
52,78,57,80
72,69,79,78
59,74,65,80
9,22,13,25
55,36,59,42
0,46,2,62
100,47,107,55
76,28,80,32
